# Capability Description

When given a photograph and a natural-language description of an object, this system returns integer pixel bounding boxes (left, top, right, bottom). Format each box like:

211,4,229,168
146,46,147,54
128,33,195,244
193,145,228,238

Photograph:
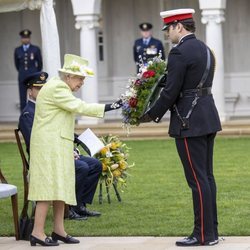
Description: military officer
14,29,43,112
140,9,221,246
18,71,48,154
133,22,165,72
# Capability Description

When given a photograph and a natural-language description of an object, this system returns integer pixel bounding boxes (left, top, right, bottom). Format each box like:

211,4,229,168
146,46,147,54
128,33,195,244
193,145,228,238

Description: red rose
129,97,138,108
142,70,156,78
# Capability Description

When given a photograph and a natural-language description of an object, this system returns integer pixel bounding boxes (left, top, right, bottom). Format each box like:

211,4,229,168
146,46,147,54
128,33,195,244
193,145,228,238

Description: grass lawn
0,137,250,237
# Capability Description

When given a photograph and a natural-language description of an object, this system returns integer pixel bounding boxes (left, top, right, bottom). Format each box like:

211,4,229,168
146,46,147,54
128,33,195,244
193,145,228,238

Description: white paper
77,128,105,156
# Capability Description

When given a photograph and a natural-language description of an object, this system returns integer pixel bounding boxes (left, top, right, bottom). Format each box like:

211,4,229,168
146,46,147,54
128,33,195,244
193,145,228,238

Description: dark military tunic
148,34,221,137
18,100,35,154
133,37,165,72
148,34,221,244
14,44,43,111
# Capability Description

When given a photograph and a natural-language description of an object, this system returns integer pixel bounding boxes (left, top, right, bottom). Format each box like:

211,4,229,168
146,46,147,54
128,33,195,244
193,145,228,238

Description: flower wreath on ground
94,135,134,191
121,55,167,127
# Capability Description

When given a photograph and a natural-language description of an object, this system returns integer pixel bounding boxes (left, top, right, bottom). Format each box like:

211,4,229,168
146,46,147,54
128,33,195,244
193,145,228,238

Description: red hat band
163,13,193,24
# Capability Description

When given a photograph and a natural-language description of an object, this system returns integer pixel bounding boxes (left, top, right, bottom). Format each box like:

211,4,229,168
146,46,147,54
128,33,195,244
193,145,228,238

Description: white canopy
0,0,39,12
0,0,61,78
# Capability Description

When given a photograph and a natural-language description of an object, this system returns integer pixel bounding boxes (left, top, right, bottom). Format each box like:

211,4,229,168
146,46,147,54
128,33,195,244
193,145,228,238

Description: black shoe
176,236,200,247
68,209,88,220
208,239,219,246
176,236,219,247
75,206,101,217
51,232,80,244
30,235,59,246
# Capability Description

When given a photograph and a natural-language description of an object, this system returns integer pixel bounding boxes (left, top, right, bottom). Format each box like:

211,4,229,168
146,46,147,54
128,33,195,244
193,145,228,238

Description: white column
199,0,227,121
75,14,100,124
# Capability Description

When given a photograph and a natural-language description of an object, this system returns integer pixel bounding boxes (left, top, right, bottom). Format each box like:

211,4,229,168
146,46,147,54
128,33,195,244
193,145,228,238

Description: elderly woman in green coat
28,54,121,246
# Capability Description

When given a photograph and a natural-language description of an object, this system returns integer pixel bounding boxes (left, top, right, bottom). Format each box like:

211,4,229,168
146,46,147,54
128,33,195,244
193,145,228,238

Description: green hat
59,54,94,77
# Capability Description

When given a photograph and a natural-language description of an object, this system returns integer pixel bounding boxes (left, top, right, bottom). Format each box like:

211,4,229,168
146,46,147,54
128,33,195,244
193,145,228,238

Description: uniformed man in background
133,22,165,73
140,9,221,247
14,29,43,112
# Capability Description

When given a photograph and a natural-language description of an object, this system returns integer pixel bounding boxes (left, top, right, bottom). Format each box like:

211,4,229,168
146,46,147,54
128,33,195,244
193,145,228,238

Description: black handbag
19,200,36,241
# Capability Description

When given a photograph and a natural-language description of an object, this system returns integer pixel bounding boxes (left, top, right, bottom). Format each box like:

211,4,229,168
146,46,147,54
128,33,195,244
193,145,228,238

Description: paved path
1,237,250,250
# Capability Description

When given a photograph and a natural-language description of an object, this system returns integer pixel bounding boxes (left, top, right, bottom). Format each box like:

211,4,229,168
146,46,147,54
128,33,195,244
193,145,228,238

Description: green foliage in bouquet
94,135,134,190
121,56,167,126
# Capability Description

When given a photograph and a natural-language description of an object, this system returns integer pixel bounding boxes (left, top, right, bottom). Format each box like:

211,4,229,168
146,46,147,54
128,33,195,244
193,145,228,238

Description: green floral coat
28,77,105,205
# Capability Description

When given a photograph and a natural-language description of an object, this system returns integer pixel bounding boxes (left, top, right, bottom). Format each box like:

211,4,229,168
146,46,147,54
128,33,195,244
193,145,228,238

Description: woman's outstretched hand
105,99,123,112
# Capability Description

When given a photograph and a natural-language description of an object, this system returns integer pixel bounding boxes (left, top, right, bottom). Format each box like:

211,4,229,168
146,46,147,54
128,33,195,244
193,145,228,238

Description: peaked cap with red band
160,8,195,31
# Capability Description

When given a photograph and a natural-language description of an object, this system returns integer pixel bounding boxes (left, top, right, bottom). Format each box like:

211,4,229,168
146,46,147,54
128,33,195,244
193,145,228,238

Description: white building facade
0,0,249,122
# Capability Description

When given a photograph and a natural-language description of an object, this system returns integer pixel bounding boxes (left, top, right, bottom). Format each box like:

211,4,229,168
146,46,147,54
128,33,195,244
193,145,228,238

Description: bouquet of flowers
94,135,134,190
121,55,167,126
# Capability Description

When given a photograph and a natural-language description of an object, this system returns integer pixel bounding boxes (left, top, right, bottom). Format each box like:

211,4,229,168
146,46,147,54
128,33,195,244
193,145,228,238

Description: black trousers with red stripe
175,133,218,244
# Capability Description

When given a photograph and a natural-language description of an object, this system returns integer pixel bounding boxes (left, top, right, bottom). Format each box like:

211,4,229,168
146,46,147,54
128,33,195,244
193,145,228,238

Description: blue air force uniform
133,38,165,64
74,155,102,207
147,33,222,244
133,23,165,72
19,100,36,154
14,29,43,111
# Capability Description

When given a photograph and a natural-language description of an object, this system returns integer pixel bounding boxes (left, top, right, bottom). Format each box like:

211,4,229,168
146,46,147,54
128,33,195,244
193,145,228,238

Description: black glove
105,99,123,112
157,73,167,88
139,113,152,123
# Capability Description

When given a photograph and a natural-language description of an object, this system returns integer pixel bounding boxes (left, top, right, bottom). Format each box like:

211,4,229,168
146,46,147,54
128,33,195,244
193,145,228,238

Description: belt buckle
197,89,203,97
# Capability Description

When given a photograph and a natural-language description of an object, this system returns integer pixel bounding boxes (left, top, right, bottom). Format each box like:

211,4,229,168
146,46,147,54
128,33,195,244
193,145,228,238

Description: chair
14,129,29,206
0,168,20,240
15,129,35,240
14,129,70,220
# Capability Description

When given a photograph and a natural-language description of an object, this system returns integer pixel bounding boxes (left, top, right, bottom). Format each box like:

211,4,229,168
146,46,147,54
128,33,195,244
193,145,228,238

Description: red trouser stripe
184,138,204,244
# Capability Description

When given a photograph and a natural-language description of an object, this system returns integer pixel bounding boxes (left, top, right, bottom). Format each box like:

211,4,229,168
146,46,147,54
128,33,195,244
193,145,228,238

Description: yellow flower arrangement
94,135,134,190
65,64,80,72
85,67,94,76
65,62,95,76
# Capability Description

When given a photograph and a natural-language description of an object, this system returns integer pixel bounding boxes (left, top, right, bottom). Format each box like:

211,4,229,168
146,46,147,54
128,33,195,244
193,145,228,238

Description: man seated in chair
18,71,102,221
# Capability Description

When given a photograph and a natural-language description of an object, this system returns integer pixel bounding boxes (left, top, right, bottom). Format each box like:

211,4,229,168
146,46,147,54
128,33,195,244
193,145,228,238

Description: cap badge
40,73,46,81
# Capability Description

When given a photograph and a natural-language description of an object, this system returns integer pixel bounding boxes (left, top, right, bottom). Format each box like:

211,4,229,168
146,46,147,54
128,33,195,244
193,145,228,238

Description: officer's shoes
176,236,200,247
176,236,219,247
208,239,219,246
68,209,87,221
75,205,101,217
